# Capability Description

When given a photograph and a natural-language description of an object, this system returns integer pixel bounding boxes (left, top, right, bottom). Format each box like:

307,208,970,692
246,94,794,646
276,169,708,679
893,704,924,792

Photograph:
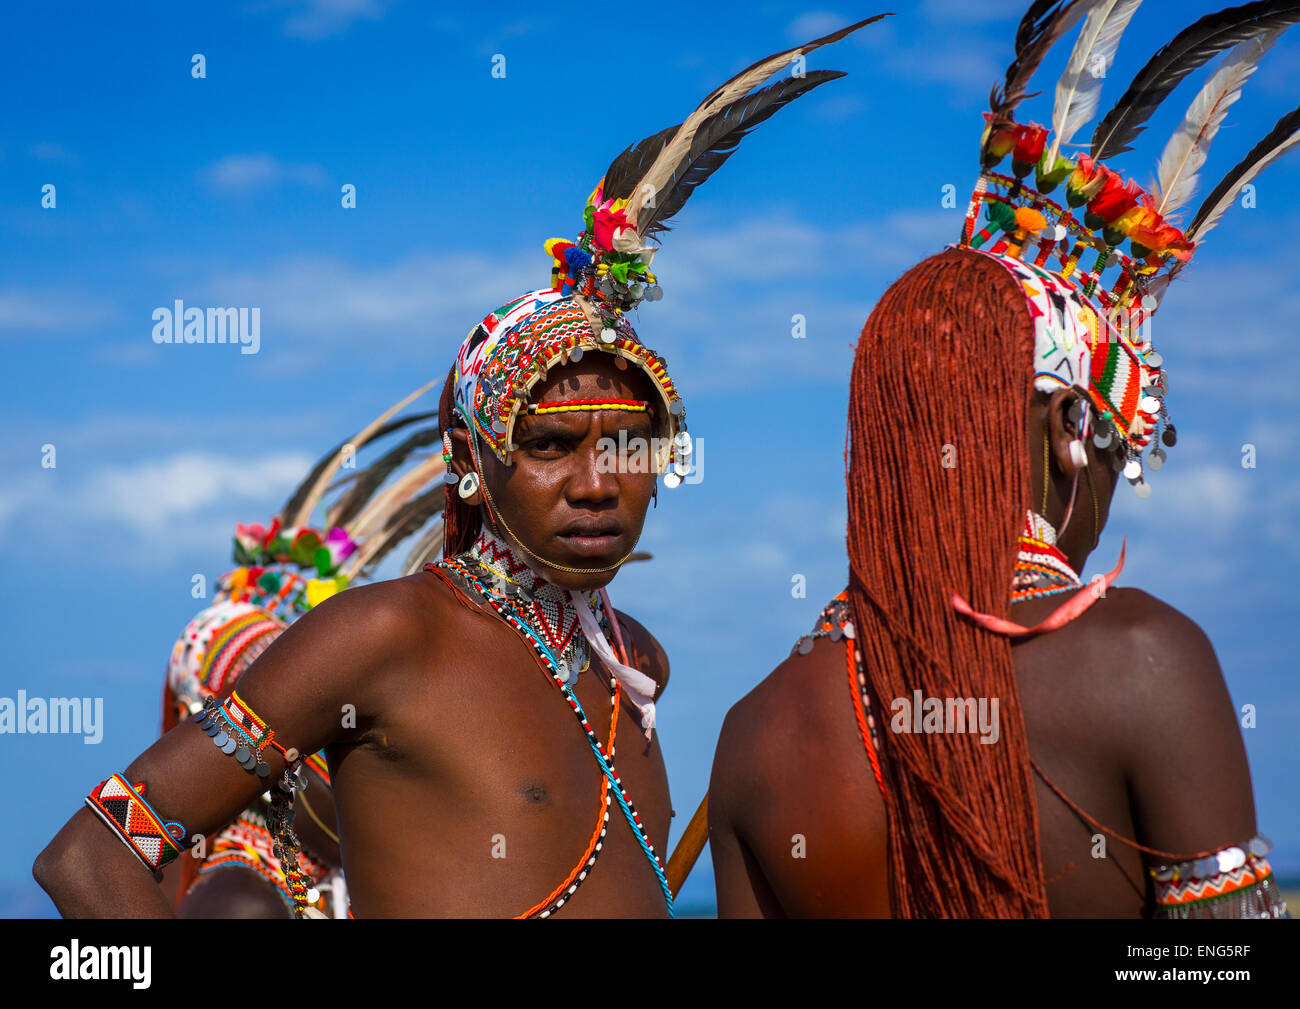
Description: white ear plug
1068,439,1088,470
457,472,480,499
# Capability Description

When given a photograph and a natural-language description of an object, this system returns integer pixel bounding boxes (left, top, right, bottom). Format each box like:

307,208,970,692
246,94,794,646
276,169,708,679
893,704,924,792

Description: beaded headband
447,15,889,482
960,0,1300,494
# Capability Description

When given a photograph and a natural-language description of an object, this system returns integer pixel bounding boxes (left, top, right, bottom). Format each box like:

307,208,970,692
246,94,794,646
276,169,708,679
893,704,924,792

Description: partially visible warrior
34,18,882,918
710,1,1294,918
160,388,447,917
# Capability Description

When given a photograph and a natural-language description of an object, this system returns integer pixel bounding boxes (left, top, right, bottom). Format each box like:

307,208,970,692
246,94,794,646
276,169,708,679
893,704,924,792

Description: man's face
472,353,659,591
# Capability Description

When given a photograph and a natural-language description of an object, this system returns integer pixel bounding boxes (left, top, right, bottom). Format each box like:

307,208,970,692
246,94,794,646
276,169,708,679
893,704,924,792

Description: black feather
326,424,442,528
989,0,1075,119
1091,1,1300,160
604,123,680,205
1188,101,1300,236
278,410,438,522
602,13,890,203
637,71,846,237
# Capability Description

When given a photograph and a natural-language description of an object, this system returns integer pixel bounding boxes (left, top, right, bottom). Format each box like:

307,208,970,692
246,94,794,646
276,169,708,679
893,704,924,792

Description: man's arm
1110,589,1276,915
612,610,670,699
33,578,423,917
709,701,785,918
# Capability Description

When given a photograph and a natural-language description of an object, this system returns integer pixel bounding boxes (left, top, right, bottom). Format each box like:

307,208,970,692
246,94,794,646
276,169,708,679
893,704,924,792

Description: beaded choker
1011,511,1082,604
458,529,600,685
953,510,1125,638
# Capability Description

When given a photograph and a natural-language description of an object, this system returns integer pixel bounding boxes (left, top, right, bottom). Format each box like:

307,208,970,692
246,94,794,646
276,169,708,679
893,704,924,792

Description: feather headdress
1091,0,1300,159
959,0,1300,493
452,15,889,489
228,380,449,614
545,14,890,325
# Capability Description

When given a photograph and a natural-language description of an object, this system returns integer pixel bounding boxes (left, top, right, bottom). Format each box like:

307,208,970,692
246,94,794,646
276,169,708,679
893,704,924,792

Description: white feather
1154,30,1281,217
1190,127,1300,241
1047,0,1143,166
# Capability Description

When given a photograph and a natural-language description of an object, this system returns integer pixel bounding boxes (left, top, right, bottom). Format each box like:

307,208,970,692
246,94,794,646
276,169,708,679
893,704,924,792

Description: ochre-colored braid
439,367,482,558
845,247,1049,917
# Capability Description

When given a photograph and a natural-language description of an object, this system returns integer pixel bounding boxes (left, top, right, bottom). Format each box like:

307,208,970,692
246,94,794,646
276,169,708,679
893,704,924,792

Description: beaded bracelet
85,773,187,878
195,691,301,777
192,691,314,918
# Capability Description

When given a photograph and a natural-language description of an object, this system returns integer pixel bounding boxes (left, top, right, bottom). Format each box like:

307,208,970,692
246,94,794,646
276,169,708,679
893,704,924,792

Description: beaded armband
192,690,317,918
85,774,187,876
196,690,299,777
1150,835,1289,919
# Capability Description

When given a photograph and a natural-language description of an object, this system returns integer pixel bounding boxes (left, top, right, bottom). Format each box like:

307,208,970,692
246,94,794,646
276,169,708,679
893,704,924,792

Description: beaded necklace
430,535,674,917
1010,510,1083,604
462,530,593,684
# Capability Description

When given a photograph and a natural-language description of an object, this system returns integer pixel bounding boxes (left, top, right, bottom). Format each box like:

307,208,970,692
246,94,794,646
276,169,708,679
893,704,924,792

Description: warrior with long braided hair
709,1,1293,918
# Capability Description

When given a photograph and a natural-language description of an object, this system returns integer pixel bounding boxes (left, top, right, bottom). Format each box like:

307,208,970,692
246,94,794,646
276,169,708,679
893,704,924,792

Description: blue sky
2,0,1298,916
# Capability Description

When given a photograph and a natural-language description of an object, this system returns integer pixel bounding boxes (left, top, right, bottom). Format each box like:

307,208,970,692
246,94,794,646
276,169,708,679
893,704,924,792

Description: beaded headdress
447,16,889,487
959,0,1300,495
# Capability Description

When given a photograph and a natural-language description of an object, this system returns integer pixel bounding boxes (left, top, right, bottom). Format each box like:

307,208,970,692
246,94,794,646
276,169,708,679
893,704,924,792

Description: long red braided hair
846,246,1049,917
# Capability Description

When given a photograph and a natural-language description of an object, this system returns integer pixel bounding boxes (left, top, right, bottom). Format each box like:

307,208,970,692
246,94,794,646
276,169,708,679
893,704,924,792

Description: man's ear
1046,387,1086,477
448,428,483,506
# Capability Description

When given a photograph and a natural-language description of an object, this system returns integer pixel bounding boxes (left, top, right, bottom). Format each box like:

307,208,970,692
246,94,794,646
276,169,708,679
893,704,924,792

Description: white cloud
203,154,327,192
277,0,389,40
0,449,313,568
83,452,311,532
200,249,538,365
0,288,114,335
29,142,75,163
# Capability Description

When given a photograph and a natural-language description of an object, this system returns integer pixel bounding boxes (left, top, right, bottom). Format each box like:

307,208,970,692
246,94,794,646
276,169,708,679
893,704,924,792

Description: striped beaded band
85,774,186,875
1149,836,1287,918
527,398,650,415
195,690,300,777
198,610,281,695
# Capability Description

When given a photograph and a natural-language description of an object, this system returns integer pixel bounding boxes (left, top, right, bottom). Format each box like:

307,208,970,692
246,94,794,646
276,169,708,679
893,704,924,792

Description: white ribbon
568,590,658,740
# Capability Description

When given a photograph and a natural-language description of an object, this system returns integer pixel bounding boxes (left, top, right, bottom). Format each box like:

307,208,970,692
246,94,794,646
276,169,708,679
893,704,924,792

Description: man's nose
565,436,621,505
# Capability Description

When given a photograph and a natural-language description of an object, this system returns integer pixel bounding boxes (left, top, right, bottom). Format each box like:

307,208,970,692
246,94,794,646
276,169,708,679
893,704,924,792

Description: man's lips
556,520,624,557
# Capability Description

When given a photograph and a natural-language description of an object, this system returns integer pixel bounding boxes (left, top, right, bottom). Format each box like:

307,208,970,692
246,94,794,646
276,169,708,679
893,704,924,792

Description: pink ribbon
952,539,1126,637
570,588,658,741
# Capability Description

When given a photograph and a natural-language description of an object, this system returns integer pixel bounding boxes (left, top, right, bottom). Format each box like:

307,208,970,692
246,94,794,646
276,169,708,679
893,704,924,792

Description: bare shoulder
289,571,453,652
237,569,467,708
1051,586,1236,760
713,637,845,799
1084,586,1222,688
611,609,670,697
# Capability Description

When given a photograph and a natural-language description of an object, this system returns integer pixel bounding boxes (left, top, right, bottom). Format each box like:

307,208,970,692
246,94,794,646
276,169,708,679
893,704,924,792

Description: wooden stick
666,794,709,897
